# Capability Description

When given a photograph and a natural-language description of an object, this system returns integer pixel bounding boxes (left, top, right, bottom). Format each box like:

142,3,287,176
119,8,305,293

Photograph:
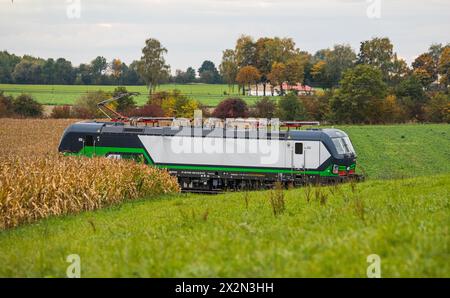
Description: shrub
300,93,330,122
268,182,285,216
149,90,198,118
277,93,306,121
13,94,43,117
379,95,407,123
113,86,136,113
424,92,450,123
213,97,248,118
50,105,73,119
73,90,111,118
0,91,14,117
253,97,277,118
127,104,165,117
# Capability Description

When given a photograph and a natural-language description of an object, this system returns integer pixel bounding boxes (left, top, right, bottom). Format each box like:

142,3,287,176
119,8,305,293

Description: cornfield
0,119,180,229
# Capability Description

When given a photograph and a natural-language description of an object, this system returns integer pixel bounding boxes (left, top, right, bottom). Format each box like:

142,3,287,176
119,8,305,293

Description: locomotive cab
322,129,358,177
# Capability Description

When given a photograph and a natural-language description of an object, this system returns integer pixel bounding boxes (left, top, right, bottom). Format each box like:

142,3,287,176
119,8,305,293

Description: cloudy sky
1,0,449,73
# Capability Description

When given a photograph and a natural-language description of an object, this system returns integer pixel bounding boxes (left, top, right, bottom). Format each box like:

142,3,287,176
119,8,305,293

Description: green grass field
0,174,448,277
0,84,263,106
0,123,449,277
337,124,450,179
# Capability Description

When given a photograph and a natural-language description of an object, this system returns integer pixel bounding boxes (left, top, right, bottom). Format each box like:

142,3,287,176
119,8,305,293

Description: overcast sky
1,0,449,73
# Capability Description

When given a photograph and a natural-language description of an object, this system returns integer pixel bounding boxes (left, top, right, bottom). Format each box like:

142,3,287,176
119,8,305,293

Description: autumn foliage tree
267,62,286,95
236,66,261,96
213,98,249,118
438,47,450,89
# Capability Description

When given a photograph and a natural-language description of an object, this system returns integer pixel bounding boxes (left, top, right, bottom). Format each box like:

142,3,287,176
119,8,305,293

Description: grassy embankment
0,120,448,277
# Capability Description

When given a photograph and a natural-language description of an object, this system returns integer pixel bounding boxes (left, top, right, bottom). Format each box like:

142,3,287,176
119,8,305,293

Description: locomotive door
286,141,320,170
286,141,305,171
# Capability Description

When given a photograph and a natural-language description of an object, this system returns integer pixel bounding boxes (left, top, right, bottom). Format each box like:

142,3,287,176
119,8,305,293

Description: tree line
0,48,222,87
2,36,448,94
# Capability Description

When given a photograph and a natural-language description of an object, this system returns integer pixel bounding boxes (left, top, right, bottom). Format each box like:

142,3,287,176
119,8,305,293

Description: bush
378,95,407,123
113,86,136,113
50,105,73,119
149,90,199,118
424,92,450,123
0,92,15,117
13,94,43,118
252,97,277,118
213,97,248,118
126,104,165,117
300,93,330,122
277,93,306,121
73,91,111,118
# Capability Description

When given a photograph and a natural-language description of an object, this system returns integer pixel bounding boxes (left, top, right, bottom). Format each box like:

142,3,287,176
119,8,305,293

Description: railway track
181,189,224,195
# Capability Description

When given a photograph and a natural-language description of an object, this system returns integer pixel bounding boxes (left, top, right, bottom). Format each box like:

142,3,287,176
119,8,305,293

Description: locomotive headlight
332,164,339,174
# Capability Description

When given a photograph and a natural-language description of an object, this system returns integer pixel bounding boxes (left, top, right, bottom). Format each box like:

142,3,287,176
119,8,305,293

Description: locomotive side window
295,143,303,154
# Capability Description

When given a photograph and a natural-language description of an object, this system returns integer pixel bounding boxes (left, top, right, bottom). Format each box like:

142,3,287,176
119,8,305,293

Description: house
248,83,315,96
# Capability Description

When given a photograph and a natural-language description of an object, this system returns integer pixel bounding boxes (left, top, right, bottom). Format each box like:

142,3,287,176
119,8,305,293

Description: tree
423,92,449,122
0,51,20,83
174,67,196,84
213,98,249,118
438,47,450,89
357,37,394,81
284,55,305,86
198,60,221,84
311,60,328,87
90,56,107,84
220,49,238,91
324,44,356,87
267,62,286,95
137,38,170,95
390,55,410,86
111,58,123,84
254,37,297,95
122,61,142,85
310,45,356,88
395,74,426,120
253,97,277,118
412,53,437,89
113,86,136,113
235,35,256,68
277,93,306,121
185,67,196,83
12,60,43,84
13,94,43,117
54,58,75,84
236,66,261,96
330,65,387,123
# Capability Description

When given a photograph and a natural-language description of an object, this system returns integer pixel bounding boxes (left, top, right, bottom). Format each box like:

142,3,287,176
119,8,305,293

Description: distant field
0,84,265,106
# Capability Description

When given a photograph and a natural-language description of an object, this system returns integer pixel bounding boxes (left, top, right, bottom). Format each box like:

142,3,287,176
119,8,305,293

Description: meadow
0,84,261,106
0,119,448,277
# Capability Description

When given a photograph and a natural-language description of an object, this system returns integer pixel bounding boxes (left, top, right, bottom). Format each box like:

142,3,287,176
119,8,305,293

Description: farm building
248,83,315,96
